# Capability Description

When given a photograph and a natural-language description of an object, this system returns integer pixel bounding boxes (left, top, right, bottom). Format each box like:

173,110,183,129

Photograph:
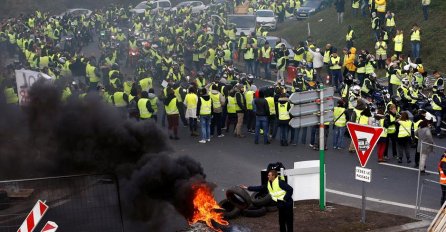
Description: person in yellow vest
383,103,399,159
345,25,355,49
396,112,412,163
276,47,289,86
259,41,273,79
234,84,247,138
375,0,387,24
111,86,129,118
245,85,256,134
195,71,207,89
137,91,155,121
410,23,421,59
184,86,199,137
275,93,291,146
352,0,360,17
375,110,388,162
375,36,387,70
148,88,159,121
210,84,226,138
244,44,255,75
164,87,180,140
438,152,446,206
226,89,238,134
3,81,19,105
432,87,444,137
85,59,101,90
197,88,213,143
393,29,404,58
241,169,294,232
422,0,430,21
329,49,343,92
385,11,396,38
333,100,347,149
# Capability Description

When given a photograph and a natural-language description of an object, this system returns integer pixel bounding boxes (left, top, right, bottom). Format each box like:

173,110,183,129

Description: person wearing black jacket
383,104,399,159
235,84,247,138
253,89,270,144
241,170,294,232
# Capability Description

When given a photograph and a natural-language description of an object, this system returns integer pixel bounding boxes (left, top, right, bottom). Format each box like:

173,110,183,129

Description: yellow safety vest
266,97,276,115
411,30,420,41
210,92,222,109
432,94,442,111
365,62,375,74
267,178,286,202
139,77,153,91
376,41,387,56
245,90,254,110
330,57,341,70
185,93,198,109
4,87,18,104
149,97,158,113
278,102,290,120
333,107,346,127
386,17,396,27
261,47,271,59
113,92,127,107
244,48,254,60
165,98,179,115
394,34,403,52
138,98,152,119
86,63,99,83
346,30,354,41
387,114,397,134
206,48,216,65
227,96,237,113
200,97,212,115
379,119,387,138
398,120,412,138
196,78,206,88
323,50,331,63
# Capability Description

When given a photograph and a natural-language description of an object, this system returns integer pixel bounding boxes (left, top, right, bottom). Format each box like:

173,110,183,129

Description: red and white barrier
17,200,49,232
40,221,58,232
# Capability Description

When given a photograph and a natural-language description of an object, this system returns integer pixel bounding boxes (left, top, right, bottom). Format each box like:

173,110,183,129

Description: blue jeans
411,42,421,59
254,61,260,78
331,69,342,92
310,126,318,146
262,62,271,79
255,116,269,143
435,110,442,135
200,115,211,140
279,123,289,143
245,59,254,75
333,126,346,148
422,5,429,20
290,127,307,144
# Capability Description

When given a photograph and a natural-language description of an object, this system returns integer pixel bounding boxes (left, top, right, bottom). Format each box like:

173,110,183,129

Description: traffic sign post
347,122,383,223
289,85,334,210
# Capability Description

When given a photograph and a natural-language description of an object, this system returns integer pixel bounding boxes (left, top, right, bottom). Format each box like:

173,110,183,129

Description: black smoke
0,79,209,231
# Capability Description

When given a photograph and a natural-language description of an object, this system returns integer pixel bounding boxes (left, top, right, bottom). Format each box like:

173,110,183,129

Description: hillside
272,0,446,73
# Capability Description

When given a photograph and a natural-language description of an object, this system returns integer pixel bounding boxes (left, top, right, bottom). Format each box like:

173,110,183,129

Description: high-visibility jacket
227,96,237,113
346,30,354,41
386,16,396,27
210,92,222,109
267,177,286,202
375,0,386,13
185,93,198,109
245,90,254,110
361,78,372,94
129,40,137,49
39,56,50,68
196,78,206,88
394,34,403,52
4,87,18,104
398,120,412,138
266,97,276,115
149,97,158,113
365,61,375,74
333,107,346,127
376,41,387,56
200,97,212,115
278,102,290,120
323,50,331,63
139,77,153,91
413,119,422,139
276,56,286,71
234,92,244,111
113,92,127,107
411,30,420,42
438,157,446,185
432,94,442,111
379,119,388,137
293,47,305,62
387,114,397,134
165,98,179,115
304,69,314,81
352,0,360,8
330,57,341,70
261,46,271,59
86,63,99,83
138,98,152,119
206,48,216,65
244,48,254,60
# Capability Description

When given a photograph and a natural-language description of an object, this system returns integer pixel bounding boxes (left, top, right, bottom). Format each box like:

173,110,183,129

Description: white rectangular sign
355,166,372,183
15,69,53,105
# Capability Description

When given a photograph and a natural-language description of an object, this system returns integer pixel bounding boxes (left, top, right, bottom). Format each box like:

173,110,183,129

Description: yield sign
347,122,383,167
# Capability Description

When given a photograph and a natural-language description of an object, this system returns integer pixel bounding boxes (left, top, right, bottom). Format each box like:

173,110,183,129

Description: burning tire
218,199,241,219
226,186,252,210
250,191,273,207
241,205,267,217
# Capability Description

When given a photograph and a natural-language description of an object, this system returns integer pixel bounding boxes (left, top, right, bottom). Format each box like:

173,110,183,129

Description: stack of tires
218,186,277,219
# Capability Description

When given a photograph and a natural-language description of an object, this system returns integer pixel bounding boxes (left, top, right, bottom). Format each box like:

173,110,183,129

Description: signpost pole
319,84,325,210
361,181,366,223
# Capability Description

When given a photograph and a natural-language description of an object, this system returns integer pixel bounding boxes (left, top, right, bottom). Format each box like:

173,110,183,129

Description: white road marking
326,188,439,213
379,162,438,175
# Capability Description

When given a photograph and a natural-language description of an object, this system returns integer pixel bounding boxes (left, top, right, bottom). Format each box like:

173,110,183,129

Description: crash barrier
428,200,446,232
415,141,446,219
0,174,124,232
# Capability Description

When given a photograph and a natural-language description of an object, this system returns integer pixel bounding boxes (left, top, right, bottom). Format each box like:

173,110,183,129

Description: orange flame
189,184,229,231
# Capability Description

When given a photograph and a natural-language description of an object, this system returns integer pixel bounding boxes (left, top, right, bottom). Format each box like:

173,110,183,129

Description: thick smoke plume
0,79,209,231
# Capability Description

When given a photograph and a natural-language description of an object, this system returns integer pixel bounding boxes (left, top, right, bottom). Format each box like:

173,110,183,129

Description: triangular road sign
41,221,58,232
347,122,384,167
